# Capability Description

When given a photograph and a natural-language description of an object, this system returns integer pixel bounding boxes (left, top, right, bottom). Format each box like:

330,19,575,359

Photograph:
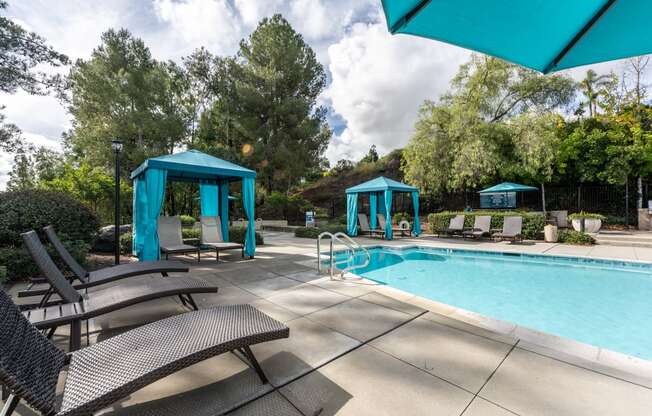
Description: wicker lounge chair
158,216,201,262
200,216,244,261
492,216,523,242
358,213,384,238
462,216,492,239
439,215,465,236
0,288,289,416
20,231,218,351
18,226,190,308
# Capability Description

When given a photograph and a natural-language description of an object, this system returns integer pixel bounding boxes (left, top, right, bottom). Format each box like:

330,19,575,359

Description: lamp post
111,139,123,265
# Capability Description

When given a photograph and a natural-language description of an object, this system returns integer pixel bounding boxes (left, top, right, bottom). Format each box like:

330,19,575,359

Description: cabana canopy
381,0,652,74
345,176,420,240
130,150,256,261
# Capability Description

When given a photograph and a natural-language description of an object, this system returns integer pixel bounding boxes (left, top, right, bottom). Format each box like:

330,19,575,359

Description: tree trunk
541,183,547,217
637,176,643,209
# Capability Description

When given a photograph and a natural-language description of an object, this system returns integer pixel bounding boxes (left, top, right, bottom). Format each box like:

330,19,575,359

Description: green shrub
294,225,347,239
558,230,595,245
568,211,606,221
0,266,6,283
179,215,197,226
0,190,99,281
228,227,264,245
182,228,201,240
120,232,133,254
427,211,545,240
393,211,412,224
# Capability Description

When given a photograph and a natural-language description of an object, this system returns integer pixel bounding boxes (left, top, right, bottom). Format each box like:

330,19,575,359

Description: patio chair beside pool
493,216,524,242
200,216,244,261
462,215,492,239
358,213,384,238
439,214,465,237
16,225,190,308
377,213,411,237
0,289,289,416
20,230,217,351
158,216,202,262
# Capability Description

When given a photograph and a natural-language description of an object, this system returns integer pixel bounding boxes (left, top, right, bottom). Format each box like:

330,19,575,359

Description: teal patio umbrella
381,0,651,73
478,182,539,210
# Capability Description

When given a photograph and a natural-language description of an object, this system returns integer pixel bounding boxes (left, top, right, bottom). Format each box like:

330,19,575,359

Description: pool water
332,247,652,360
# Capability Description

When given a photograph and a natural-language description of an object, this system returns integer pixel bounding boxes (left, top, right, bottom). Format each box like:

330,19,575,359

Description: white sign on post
305,211,315,227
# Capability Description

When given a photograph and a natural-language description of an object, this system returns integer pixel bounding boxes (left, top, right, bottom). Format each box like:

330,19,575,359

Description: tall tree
0,1,68,152
578,69,616,117
403,55,575,194
65,29,190,174
198,14,331,193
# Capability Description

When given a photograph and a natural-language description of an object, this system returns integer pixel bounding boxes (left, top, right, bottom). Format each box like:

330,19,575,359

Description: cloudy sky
0,0,634,189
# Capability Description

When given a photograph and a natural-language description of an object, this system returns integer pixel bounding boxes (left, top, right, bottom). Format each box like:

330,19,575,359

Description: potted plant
568,212,606,233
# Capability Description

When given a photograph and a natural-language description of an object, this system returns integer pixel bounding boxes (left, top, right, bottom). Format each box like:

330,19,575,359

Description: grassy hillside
299,149,404,213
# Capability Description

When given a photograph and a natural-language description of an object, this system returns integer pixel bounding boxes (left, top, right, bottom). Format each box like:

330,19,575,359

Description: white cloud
152,0,244,56
323,22,469,162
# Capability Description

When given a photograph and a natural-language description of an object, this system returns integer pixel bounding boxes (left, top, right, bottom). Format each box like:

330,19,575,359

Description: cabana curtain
411,191,421,237
369,193,377,229
132,168,167,261
346,194,358,236
242,177,256,257
383,190,393,240
199,182,219,217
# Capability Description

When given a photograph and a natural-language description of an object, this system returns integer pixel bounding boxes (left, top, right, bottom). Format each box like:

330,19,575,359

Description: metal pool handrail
317,232,371,279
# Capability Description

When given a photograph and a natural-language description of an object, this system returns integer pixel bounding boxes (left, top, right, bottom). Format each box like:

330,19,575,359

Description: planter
544,224,558,243
571,218,602,233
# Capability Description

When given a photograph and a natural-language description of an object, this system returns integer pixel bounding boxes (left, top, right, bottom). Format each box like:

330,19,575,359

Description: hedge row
120,227,264,254
0,190,99,282
427,211,545,240
295,225,347,239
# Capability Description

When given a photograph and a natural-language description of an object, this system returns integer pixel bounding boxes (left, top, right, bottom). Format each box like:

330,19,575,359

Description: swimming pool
332,246,652,360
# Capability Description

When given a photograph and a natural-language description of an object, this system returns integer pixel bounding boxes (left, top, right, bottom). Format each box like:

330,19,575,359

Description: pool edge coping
328,242,652,389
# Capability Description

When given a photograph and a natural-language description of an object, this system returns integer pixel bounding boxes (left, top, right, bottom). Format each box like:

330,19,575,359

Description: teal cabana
345,176,421,240
130,150,256,261
478,182,538,209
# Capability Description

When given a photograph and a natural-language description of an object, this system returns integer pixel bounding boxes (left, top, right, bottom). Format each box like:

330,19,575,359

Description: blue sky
0,0,632,189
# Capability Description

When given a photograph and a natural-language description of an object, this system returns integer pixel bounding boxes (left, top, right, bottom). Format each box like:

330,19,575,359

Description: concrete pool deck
4,232,652,415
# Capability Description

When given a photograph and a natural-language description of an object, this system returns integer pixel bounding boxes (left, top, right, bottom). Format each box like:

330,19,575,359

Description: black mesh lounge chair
158,216,201,262
0,289,289,416
200,216,244,261
18,226,190,307
462,215,492,239
439,215,465,237
20,231,218,351
358,213,384,238
492,216,523,242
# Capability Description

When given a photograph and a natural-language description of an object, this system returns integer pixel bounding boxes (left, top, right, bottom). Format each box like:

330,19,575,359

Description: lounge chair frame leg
70,320,82,352
178,294,188,307
216,250,219,262
0,393,19,416
184,294,199,311
239,346,269,384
